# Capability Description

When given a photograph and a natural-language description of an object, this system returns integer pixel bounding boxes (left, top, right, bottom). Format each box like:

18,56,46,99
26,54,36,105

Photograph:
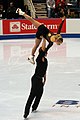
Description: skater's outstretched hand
16,8,25,16
61,16,66,21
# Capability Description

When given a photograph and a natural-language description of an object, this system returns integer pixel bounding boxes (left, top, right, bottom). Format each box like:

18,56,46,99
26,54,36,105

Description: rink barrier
0,19,80,40
0,34,80,40
0,34,36,40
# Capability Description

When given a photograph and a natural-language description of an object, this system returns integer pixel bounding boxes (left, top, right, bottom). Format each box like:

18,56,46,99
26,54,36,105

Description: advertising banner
3,19,66,35
0,20,3,35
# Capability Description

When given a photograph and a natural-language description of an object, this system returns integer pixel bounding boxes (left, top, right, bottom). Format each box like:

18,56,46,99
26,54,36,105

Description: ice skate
28,55,35,64
32,108,37,113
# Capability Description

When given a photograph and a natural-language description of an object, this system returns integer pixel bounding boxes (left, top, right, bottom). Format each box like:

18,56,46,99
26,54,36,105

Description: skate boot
32,108,37,113
28,55,35,64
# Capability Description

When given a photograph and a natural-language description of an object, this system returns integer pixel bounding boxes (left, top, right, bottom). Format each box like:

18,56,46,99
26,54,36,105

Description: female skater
16,8,65,64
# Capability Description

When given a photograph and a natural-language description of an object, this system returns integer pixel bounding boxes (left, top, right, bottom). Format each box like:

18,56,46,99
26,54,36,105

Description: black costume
36,19,65,51
24,49,48,118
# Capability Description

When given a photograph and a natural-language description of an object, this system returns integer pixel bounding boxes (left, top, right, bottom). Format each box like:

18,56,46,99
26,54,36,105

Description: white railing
27,0,36,18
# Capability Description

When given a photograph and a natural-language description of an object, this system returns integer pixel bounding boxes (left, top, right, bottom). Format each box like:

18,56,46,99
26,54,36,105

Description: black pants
24,75,43,115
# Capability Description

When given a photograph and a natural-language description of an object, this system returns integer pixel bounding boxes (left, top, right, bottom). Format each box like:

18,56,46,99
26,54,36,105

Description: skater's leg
32,38,42,56
24,76,37,118
32,84,43,111
16,8,41,28
24,87,35,118
23,13,41,28
28,38,42,64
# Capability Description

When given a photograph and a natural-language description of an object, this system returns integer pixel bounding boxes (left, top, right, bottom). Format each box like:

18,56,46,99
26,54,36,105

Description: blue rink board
0,34,80,40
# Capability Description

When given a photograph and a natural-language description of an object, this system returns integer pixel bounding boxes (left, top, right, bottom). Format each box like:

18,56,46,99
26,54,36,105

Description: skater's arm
57,16,65,34
45,41,53,52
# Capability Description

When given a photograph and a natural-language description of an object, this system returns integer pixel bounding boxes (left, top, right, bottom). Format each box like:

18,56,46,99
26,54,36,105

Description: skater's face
55,34,63,45
55,38,63,45
56,41,62,45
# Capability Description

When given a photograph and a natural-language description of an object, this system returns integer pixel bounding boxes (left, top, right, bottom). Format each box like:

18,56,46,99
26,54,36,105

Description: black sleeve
45,41,53,52
57,19,65,34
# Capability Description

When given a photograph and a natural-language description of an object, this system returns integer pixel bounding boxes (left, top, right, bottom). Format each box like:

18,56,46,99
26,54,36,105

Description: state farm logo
10,22,20,32
21,23,58,30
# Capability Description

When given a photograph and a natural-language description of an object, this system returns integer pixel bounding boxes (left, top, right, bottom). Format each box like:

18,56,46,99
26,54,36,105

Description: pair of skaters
16,8,65,119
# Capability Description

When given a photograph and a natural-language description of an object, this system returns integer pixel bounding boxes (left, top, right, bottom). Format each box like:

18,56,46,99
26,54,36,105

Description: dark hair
58,37,63,43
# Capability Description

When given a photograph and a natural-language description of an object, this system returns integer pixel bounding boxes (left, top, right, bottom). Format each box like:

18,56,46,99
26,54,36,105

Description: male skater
23,39,48,119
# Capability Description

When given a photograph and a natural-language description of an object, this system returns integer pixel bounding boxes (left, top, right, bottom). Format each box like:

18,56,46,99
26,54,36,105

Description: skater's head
50,34,63,45
55,34,63,45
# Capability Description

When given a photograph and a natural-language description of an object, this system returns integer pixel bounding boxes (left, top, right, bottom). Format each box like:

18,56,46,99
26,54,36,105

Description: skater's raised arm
57,16,65,34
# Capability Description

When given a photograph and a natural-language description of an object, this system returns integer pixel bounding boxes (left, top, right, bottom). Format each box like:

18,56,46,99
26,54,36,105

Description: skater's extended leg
32,83,43,111
28,38,42,64
23,88,35,118
16,8,41,28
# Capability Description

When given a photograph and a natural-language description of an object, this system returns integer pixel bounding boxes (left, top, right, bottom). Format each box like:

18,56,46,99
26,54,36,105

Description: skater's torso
34,49,48,78
36,24,55,42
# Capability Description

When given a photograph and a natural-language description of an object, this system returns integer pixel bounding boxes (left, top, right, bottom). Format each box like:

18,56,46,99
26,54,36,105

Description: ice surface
0,38,80,120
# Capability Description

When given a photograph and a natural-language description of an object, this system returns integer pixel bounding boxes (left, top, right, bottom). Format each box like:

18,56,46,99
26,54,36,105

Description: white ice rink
0,38,80,120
